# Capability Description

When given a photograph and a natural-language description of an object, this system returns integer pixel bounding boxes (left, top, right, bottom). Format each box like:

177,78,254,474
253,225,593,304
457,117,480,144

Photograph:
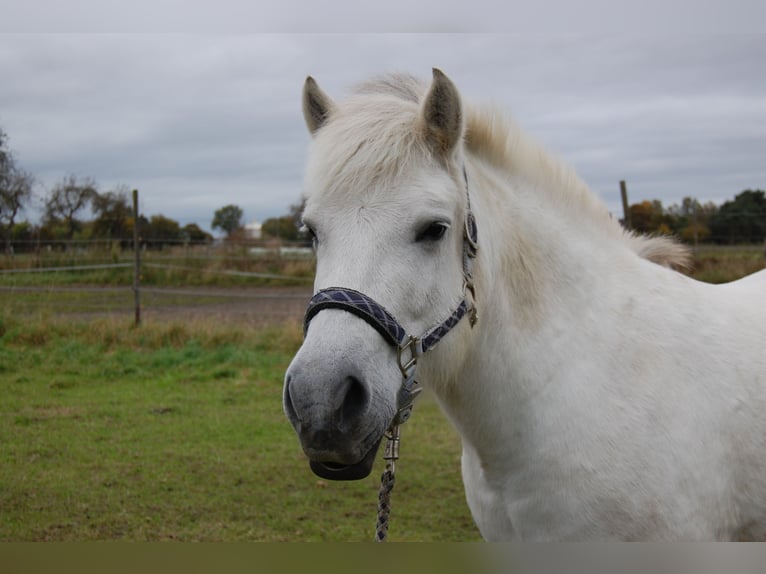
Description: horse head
283,69,477,480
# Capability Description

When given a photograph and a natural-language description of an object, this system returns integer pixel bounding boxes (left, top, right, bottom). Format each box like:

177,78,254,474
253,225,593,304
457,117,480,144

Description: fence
0,236,315,327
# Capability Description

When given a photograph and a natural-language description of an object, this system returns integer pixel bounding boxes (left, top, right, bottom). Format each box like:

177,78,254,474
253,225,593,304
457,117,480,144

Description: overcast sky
1,31,764,233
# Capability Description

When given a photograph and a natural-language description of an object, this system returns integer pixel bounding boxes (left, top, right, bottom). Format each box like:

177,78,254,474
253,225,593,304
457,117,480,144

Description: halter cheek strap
302,170,478,427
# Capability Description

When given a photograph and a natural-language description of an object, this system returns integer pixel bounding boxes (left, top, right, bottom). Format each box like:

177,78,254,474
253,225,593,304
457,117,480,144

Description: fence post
692,201,699,256
620,180,632,230
34,227,41,268
133,189,141,327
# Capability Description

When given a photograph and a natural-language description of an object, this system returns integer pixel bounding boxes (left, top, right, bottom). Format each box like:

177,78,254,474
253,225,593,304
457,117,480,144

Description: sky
1,5,764,234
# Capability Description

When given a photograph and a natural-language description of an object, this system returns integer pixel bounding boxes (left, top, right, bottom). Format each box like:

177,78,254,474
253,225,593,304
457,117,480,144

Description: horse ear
421,68,463,157
303,76,336,135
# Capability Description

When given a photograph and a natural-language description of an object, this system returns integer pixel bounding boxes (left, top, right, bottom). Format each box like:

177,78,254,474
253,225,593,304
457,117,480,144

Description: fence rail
1,191,315,326
141,263,310,282
0,263,132,274
0,259,312,322
0,262,312,281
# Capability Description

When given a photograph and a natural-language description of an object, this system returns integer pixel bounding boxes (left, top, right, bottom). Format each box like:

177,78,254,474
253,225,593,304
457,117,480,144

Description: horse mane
347,74,690,269
465,106,690,269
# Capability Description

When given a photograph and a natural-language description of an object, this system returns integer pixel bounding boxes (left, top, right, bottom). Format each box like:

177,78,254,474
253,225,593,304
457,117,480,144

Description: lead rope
374,424,400,542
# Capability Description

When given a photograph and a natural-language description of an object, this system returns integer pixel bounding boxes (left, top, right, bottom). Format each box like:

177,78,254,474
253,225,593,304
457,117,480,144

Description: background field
0,315,480,542
0,244,763,541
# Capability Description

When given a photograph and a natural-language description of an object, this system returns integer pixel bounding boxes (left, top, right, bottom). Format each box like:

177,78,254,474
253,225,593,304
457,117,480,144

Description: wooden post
620,180,632,230
132,189,141,327
692,201,699,256
34,227,41,268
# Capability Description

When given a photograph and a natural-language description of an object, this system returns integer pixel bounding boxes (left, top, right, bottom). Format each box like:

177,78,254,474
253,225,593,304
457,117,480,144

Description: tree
212,204,244,238
262,215,301,241
9,221,36,252
143,214,182,248
628,200,672,234
91,185,132,242
0,128,10,178
666,197,718,245
181,223,213,244
0,170,34,255
709,189,766,244
260,198,311,243
44,174,98,240
0,128,35,254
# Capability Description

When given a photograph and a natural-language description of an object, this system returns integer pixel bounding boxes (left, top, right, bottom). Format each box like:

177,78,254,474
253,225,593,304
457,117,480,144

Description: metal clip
383,425,400,461
397,336,420,380
382,425,401,474
394,381,422,425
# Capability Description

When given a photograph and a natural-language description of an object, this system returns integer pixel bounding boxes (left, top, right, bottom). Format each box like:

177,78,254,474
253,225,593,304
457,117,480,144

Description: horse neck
434,156,640,457
469,155,631,328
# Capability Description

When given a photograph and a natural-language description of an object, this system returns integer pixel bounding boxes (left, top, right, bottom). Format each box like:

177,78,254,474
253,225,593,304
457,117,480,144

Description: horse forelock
305,79,430,200
352,73,424,103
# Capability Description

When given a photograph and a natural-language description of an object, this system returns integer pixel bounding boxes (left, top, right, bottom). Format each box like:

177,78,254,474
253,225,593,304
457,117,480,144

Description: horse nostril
339,376,369,431
283,374,300,423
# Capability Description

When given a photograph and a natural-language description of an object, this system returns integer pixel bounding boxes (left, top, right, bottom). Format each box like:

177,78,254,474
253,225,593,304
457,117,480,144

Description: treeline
2,174,214,253
3,125,765,254
252,191,766,247
210,201,308,244
1,125,305,254
624,190,766,244
1,127,216,254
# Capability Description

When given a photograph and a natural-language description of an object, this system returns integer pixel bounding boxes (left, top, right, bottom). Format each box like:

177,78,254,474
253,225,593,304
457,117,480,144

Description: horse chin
308,437,383,481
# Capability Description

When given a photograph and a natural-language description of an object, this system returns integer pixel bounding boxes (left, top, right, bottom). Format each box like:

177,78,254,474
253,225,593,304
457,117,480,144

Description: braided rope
374,464,396,542
374,425,400,542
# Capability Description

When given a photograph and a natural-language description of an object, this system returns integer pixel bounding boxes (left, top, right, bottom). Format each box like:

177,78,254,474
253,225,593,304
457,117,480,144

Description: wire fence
0,263,133,274
0,238,315,326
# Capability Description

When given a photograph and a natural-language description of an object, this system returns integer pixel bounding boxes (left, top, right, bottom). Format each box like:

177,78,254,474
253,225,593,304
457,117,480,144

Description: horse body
283,69,766,540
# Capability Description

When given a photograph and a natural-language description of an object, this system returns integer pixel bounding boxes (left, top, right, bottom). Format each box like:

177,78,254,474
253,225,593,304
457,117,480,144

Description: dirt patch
142,287,312,327
29,286,315,327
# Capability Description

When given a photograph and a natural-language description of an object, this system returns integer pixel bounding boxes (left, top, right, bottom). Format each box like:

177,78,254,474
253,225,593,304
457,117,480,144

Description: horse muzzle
283,337,395,480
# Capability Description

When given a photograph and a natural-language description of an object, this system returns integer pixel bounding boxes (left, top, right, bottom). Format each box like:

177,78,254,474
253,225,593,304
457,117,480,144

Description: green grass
2,245,760,542
0,316,480,542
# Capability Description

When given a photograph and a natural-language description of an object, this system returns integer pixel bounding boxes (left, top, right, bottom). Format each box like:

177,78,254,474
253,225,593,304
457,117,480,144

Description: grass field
0,315,480,542
0,246,315,289
686,244,765,283
0,244,762,542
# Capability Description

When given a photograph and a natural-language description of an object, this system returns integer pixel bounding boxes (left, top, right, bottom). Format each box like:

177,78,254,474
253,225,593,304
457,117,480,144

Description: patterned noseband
302,169,478,426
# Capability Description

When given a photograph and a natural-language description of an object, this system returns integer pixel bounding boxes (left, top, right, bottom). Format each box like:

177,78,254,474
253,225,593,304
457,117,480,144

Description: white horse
283,69,766,541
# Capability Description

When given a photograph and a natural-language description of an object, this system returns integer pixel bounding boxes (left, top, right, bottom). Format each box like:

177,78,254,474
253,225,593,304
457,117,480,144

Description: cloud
1,34,764,232
3,0,765,33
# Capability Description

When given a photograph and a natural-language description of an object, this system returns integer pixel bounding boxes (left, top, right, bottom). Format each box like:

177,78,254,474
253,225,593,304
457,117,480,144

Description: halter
301,167,478,541
303,168,478,426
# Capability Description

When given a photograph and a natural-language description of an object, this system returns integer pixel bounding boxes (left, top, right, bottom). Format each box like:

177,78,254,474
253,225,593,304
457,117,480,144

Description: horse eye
416,222,449,243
